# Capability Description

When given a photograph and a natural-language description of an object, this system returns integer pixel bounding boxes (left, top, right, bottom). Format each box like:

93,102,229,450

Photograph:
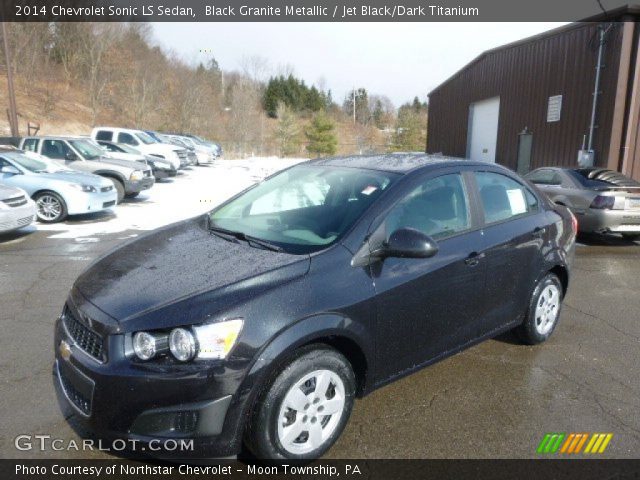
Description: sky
152,22,566,107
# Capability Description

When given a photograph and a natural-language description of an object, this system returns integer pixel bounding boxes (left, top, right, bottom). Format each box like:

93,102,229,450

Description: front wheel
516,273,563,345
106,178,125,204
34,191,68,223
245,346,356,459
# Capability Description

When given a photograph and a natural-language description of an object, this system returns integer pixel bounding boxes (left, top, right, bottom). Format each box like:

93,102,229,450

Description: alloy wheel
534,284,560,335
277,369,346,455
36,194,63,222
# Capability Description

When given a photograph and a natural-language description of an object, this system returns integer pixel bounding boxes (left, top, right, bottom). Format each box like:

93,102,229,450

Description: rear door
472,170,547,330
371,170,486,380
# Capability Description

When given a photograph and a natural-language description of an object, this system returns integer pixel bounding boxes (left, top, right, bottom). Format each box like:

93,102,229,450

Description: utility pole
2,22,19,137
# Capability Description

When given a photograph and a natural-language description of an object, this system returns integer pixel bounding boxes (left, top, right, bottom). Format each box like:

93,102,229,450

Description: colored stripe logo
537,433,613,454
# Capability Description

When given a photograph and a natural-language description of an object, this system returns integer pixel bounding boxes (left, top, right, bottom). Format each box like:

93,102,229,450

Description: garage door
466,97,500,163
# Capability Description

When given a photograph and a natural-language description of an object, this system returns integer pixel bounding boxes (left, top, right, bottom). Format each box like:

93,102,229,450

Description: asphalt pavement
0,228,638,459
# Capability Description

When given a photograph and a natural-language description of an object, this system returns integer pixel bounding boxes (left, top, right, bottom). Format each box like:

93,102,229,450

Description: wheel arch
549,264,569,296
246,314,374,398
94,170,126,184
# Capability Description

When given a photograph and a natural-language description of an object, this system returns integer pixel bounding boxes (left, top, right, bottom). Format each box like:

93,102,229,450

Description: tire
34,191,68,223
622,233,640,242
245,345,356,460
124,192,139,199
106,177,125,204
516,273,563,345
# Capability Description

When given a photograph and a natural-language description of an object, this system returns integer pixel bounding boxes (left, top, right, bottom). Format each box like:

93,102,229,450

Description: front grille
2,195,27,208
176,150,187,159
144,170,151,177
103,200,116,208
58,366,92,415
63,307,105,362
100,186,113,193
16,215,34,227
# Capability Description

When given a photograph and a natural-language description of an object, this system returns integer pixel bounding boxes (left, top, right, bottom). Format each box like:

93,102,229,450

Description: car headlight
133,331,168,360
132,319,243,362
69,184,97,193
129,170,144,181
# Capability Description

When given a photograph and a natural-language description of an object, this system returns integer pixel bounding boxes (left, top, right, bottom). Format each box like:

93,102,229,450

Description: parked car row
0,127,221,231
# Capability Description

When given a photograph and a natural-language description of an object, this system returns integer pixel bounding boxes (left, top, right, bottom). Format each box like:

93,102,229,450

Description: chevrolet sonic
54,154,576,459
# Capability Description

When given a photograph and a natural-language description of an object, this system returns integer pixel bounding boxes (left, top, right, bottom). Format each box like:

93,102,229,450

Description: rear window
569,169,640,188
95,130,113,141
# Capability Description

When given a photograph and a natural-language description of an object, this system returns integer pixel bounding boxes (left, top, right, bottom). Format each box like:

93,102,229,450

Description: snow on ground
36,157,308,240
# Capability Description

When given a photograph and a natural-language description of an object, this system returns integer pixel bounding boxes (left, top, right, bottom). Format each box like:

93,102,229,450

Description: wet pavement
0,228,638,459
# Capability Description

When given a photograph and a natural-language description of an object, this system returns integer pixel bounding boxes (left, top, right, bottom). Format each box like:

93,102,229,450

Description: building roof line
428,4,640,97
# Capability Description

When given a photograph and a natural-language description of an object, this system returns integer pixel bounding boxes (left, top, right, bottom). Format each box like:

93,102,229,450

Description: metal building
426,6,640,181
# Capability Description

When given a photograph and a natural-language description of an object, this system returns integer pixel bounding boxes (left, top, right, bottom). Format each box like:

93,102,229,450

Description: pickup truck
91,127,187,170
19,136,154,203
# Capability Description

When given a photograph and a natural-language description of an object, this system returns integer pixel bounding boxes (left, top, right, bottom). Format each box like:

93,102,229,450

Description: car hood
96,156,146,170
74,216,310,326
30,170,111,187
0,183,25,199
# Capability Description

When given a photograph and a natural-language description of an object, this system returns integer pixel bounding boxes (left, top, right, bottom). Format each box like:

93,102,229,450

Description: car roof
307,153,498,174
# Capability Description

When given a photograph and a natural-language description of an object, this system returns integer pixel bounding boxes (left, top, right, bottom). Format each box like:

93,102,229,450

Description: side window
476,171,537,224
22,138,39,152
384,173,470,240
41,140,71,159
95,130,113,141
118,132,138,146
527,169,562,185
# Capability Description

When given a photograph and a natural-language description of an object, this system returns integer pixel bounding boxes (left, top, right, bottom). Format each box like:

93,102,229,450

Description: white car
91,127,186,170
0,184,36,234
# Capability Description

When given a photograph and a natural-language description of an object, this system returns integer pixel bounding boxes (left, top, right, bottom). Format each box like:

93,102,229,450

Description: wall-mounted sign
547,95,562,122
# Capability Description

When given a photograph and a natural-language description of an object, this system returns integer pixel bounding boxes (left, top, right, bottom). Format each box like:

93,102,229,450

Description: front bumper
577,208,640,234
124,176,155,195
53,294,250,458
0,201,36,232
65,189,117,215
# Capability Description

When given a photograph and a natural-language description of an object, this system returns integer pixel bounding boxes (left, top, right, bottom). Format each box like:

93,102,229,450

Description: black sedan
53,154,576,459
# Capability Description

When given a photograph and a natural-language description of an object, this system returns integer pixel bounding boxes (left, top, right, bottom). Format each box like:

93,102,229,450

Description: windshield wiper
208,225,283,252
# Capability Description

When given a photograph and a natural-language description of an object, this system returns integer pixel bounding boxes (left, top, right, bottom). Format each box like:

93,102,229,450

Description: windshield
135,132,156,144
209,165,398,254
8,153,56,173
117,143,141,154
69,140,103,160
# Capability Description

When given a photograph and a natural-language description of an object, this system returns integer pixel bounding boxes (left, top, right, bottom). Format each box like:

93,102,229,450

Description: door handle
532,227,546,238
464,252,484,267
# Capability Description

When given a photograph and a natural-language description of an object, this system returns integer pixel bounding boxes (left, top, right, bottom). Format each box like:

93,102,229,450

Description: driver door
371,171,486,381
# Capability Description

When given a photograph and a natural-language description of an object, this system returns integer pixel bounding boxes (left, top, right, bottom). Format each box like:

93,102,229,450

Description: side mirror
65,152,78,161
372,228,439,259
0,165,21,175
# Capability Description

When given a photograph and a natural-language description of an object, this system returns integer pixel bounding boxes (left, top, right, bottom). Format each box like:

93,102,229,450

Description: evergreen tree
305,112,337,157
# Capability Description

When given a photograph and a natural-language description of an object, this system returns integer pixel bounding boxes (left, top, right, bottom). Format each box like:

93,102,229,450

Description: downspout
587,24,608,152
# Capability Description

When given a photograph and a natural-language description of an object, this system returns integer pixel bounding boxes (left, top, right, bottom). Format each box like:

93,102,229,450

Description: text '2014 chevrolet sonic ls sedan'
54,154,576,459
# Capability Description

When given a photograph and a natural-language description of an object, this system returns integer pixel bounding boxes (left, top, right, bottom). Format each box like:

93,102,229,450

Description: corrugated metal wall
427,22,624,172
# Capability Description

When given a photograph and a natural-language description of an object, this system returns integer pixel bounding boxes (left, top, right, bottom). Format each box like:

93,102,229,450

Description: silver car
0,184,36,233
0,149,117,223
526,167,640,240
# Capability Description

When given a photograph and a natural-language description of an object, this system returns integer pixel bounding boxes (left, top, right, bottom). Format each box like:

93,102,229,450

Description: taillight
569,210,578,234
589,195,615,210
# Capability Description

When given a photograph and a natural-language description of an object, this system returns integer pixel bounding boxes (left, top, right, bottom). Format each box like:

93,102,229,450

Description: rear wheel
34,191,67,223
245,346,356,459
516,273,563,345
106,178,125,204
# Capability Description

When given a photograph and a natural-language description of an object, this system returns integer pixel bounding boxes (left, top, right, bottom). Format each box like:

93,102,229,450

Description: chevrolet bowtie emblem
59,340,72,361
